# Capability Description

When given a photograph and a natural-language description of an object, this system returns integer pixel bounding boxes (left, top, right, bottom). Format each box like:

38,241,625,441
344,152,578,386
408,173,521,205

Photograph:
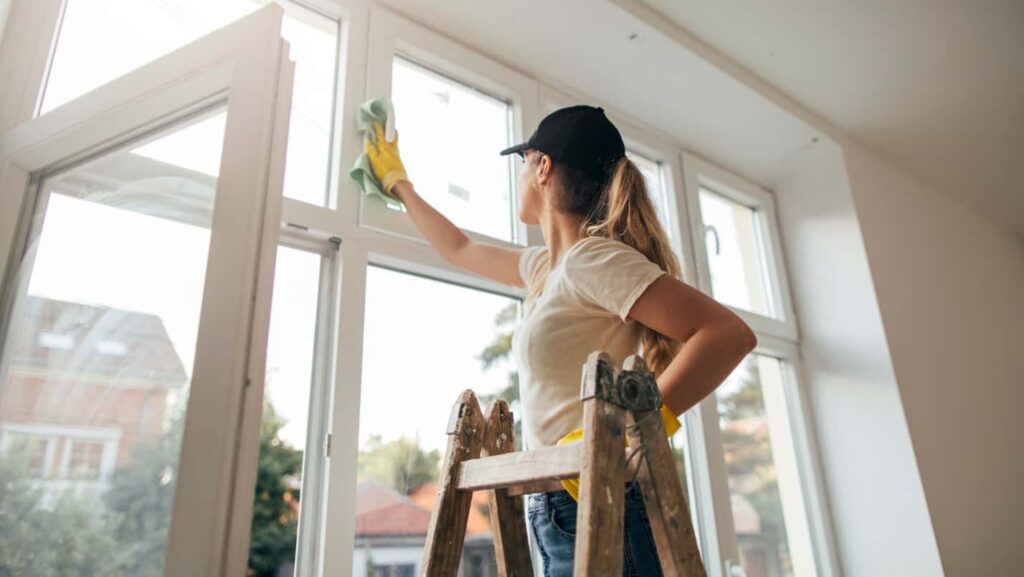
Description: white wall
772,143,944,577
773,136,1024,577
843,143,1024,577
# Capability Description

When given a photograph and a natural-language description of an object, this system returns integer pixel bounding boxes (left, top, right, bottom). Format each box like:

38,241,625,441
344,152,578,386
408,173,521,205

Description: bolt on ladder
420,350,708,577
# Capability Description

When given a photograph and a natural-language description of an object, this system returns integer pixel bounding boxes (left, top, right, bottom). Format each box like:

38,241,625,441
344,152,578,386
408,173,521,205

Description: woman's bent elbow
733,321,758,353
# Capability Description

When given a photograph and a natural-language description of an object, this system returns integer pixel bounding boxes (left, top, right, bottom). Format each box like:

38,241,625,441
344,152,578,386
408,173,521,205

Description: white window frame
1,3,530,576
273,229,340,577
263,0,346,209
359,5,540,248
0,2,350,572
680,151,840,577
0,6,294,576
0,0,64,132
681,151,799,341
0,2,840,576
277,9,540,577
754,335,841,577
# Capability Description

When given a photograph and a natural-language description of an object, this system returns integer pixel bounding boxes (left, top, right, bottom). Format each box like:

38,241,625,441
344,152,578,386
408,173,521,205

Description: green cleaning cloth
349,96,405,211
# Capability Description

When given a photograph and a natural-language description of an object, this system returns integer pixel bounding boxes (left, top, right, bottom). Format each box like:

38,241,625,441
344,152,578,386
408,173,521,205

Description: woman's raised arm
391,181,525,289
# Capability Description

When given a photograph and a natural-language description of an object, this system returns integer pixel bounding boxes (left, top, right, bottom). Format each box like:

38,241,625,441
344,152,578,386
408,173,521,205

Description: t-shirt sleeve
518,244,549,288
565,238,667,323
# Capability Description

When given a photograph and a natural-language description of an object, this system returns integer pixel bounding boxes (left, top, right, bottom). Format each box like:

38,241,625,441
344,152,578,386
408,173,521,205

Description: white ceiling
640,0,1024,238
380,0,822,192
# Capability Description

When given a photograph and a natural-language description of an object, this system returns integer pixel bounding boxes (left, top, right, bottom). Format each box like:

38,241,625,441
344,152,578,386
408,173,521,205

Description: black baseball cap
500,105,625,181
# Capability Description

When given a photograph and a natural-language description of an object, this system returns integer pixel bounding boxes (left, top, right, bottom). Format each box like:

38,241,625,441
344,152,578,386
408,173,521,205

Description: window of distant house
66,440,106,480
390,56,516,242
373,565,415,577
4,434,53,478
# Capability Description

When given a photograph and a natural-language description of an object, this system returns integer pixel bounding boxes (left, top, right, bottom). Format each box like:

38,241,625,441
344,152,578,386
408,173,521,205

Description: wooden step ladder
420,350,708,577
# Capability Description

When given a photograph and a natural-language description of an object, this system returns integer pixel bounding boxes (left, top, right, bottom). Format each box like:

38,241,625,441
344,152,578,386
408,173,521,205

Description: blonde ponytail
582,157,682,377
528,153,683,377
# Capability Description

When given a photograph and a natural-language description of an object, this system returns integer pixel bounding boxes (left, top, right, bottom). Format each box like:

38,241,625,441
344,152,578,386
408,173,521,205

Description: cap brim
499,142,530,156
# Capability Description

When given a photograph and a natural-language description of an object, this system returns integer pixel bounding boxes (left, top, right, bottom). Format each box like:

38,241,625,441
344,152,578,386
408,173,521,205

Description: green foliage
0,449,119,577
104,402,186,577
717,361,785,540
247,400,303,577
0,396,303,577
363,543,375,577
476,333,513,371
356,298,514,494
476,301,524,450
475,302,519,370
357,435,440,494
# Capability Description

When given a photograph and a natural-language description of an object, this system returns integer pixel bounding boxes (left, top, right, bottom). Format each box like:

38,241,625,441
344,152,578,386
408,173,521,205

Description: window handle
704,224,721,256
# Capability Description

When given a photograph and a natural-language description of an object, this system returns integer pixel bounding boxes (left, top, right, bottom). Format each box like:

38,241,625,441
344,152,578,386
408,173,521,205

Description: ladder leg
574,352,627,577
626,408,707,577
421,390,487,577
483,400,534,577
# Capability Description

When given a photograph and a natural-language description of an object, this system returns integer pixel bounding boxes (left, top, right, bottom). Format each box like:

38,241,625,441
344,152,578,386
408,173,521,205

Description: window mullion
320,239,369,577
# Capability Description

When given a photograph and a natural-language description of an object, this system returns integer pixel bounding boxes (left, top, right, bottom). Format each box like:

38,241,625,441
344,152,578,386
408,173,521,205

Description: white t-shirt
511,235,667,449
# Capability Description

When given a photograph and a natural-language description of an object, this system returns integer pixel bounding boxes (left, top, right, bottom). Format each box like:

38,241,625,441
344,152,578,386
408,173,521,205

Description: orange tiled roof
354,481,495,538
408,481,492,535
355,482,433,536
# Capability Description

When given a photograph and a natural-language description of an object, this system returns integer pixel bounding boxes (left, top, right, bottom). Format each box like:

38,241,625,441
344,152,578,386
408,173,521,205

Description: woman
365,104,757,576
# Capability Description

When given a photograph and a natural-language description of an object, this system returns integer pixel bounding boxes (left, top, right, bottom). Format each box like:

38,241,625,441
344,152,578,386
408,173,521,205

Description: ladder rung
456,443,582,491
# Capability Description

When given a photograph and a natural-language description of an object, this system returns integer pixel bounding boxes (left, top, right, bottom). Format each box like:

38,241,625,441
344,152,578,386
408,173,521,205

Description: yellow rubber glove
556,404,681,501
365,121,409,200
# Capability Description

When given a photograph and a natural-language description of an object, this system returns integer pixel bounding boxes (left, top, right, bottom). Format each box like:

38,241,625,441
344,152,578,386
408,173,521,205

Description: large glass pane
353,267,521,576
0,109,225,576
627,150,674,241
699,188,773,317
717,355,817,577
391,56,515,242
41,0,339,206
246,246,321,577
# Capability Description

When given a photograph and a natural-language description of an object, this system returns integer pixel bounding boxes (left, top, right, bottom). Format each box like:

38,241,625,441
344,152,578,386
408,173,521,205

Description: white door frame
0,6,295,576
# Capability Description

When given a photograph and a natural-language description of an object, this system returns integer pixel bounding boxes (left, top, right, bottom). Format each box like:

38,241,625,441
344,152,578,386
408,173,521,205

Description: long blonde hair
528,154,683,377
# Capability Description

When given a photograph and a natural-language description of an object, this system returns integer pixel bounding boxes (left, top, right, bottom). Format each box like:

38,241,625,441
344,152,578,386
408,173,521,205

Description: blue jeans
528,481,664,577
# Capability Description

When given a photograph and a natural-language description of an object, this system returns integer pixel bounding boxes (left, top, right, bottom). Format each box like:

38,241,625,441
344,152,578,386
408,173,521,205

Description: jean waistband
531,480,646,510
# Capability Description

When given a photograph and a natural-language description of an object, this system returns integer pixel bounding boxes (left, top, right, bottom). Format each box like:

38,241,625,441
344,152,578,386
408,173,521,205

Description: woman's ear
536,153,553,185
